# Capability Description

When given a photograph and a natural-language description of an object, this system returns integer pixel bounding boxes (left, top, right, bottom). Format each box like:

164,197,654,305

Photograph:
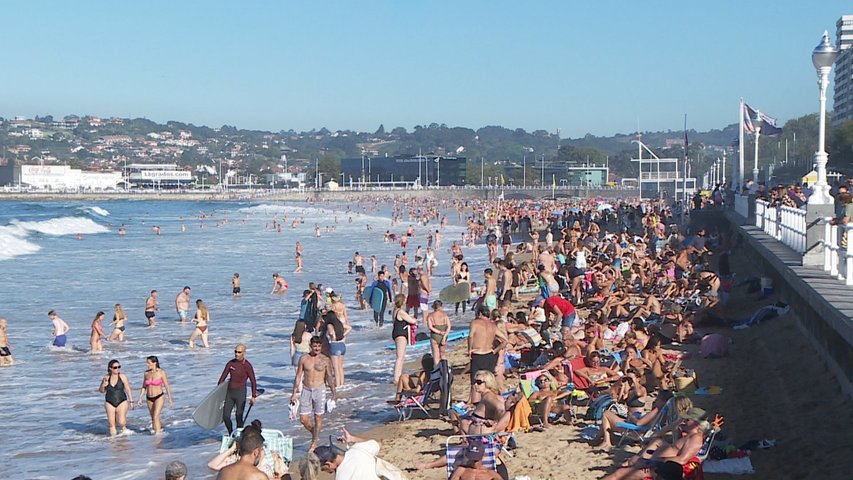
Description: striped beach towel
445,438,497,478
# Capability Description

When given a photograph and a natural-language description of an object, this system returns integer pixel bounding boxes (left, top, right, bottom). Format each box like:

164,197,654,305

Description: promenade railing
821,219,853,286
754,199,807,254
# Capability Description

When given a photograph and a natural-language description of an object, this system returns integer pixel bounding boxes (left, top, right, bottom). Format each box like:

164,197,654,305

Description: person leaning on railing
835,190,853,249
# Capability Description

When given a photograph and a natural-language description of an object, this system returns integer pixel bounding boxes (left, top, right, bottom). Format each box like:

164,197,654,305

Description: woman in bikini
107,304,127,342
454,262,471,315
137,355,172,433
89,311,107,353
98,359,134,436
189,299,210,349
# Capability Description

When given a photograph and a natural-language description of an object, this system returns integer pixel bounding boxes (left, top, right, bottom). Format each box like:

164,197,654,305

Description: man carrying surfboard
367,271,392,327
217,343,259,434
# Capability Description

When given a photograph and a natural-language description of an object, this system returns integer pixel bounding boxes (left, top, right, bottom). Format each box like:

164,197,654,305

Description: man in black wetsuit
218,343,259,434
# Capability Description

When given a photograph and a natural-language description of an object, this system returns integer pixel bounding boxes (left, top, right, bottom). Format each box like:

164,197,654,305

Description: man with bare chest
291,337,336,450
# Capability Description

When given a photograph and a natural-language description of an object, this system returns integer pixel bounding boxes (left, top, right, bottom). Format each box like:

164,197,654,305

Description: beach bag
674,370,698,391
376,456,409,480
586,394,614,421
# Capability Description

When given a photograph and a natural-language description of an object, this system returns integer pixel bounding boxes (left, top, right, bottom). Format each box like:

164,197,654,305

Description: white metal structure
630,138,696,200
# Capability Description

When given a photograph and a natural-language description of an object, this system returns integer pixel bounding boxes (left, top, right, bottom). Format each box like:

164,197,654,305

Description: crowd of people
2,194,738,479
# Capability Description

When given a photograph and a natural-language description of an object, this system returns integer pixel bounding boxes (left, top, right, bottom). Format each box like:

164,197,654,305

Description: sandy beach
295,246,853,480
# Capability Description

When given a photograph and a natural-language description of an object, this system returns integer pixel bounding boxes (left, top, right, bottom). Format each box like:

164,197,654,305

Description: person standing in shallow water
189,299,210,349
107,304,127,342
176,286,191,322
145,290,159,327
89,311,107,353
99,358,134,436
137,355,173,434
294,242,304,273
0,318,13,366
48,310,70,347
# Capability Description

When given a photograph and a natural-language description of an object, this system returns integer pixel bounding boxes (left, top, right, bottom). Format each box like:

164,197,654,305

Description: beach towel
446,441,497,478
702,457,755,475
507,395,532,433
699,334,731,358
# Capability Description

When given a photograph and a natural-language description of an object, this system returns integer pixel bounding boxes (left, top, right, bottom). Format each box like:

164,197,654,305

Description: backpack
586,394,614,421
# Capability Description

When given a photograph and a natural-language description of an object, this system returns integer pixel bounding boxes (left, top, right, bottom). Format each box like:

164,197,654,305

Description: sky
0,1,845,137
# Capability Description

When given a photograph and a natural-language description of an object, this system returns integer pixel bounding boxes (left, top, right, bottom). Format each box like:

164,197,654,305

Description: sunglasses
111,365,121,369
234,350,245,354
472,379,485,386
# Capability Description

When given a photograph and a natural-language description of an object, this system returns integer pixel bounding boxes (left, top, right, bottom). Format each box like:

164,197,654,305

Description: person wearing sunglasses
98,359,134,436
218,344,259,434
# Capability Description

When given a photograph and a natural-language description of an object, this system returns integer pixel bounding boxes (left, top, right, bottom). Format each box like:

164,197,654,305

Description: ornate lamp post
752,110,761,184
808,31,838,205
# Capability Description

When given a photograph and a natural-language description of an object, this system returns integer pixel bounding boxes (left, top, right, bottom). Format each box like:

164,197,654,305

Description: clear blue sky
0,1,844,137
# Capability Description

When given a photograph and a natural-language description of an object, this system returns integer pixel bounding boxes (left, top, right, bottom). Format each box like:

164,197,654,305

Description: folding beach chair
445,435,498,479
615,397,676,447
684,418,723,480
393,365,442,421
220,428,293,470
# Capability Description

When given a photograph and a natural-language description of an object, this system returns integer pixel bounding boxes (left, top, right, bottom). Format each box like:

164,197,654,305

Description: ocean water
0,199,489,479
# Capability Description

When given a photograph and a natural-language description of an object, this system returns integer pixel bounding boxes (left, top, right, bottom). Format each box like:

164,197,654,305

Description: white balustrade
824,217,834,273
755,199,767,229
778,205,807,254
847,224,853,286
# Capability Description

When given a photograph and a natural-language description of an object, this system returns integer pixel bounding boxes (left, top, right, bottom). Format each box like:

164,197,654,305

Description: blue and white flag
743,103,783,136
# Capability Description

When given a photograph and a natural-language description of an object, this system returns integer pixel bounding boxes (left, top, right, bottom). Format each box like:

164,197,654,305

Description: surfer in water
291,336,336,451
218,344,259,434
367,271,392,327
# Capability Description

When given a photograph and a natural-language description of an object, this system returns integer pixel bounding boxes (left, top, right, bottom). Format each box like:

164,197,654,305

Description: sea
0,198,490,479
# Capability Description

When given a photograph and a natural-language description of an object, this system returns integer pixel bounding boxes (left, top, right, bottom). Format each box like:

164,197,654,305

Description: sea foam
0,216,109,261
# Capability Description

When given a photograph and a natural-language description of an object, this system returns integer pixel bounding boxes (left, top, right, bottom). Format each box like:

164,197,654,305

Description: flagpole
683,114,688,210
738,98,745,190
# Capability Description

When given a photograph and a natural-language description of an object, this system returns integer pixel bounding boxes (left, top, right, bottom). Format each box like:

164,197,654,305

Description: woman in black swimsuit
137,356,173,434
98,359,134,436
391,293,417,385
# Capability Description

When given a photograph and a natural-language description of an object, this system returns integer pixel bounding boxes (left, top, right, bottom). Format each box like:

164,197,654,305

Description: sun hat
679,407,706,421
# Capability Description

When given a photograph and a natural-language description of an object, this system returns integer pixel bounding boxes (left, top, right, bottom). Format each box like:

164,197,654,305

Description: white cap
325,287,334,293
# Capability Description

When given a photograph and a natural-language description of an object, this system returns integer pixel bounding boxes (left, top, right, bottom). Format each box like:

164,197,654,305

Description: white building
834,15,853,124
124,163,194,189
18,165,122,190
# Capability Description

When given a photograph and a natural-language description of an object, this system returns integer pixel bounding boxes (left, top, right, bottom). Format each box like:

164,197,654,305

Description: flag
500,174,505,186
743,103,783,136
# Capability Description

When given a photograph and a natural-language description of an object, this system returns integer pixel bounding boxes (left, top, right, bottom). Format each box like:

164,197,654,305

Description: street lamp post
809,30,838,205
752,110,761,184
